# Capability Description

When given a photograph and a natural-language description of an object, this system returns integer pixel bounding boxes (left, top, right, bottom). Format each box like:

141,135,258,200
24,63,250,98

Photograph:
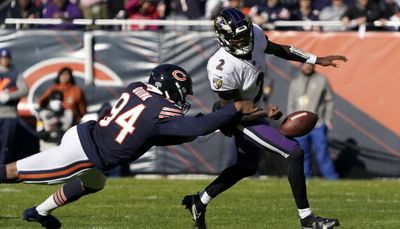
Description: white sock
298,208,312,219
36,194,58,216
199,191,212,205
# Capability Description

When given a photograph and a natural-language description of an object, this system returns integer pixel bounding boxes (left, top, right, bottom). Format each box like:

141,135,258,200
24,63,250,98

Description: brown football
279,111,318,137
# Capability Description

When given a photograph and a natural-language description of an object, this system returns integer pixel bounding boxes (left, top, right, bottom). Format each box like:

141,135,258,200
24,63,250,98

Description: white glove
0,92,10,104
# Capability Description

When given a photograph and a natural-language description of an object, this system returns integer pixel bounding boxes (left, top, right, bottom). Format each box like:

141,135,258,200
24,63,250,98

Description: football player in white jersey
181,8,347,229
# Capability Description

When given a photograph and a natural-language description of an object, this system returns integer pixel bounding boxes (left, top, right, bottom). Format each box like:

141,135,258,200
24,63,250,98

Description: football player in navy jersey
0,64,277,228
181,8,347,229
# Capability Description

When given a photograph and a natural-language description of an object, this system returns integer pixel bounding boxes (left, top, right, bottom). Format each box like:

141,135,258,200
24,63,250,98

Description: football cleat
301,213,340,229
22,206,61,229
181,194,207,229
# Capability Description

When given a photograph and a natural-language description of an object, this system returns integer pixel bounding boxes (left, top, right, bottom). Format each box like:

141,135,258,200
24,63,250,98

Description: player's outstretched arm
264,40,347,68
155,101,258,137
214,91,281,122
240,104,283,122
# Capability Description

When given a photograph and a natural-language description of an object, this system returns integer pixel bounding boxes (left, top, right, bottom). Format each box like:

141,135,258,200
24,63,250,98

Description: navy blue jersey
78,82,240,171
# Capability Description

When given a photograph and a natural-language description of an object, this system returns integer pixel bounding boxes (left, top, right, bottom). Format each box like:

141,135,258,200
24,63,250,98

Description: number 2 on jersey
99,92,145,144
216,59,225,71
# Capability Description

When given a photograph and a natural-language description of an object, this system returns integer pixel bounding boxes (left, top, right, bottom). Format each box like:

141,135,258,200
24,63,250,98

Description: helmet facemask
166,81,192,114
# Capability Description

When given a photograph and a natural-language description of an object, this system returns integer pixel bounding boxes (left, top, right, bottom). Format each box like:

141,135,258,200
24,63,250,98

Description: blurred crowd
0,46,88,163
0,0,399,31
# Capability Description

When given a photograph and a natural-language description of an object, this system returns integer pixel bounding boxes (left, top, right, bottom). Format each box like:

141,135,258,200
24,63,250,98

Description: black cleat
22,206,61,229
181,194,207,229
301,213,340,229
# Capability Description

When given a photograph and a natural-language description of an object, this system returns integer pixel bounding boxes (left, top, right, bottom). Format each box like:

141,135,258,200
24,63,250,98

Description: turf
0,177,399,228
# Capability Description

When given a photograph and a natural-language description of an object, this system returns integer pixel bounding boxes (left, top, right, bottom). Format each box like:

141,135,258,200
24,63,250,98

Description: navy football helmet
148,64,193,113
214,8,253,56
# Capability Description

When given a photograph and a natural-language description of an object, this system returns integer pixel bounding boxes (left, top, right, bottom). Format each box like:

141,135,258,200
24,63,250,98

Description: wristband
289,45,317,64
306,54,317,64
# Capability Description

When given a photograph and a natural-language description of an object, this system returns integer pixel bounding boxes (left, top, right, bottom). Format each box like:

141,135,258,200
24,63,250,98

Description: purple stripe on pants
235,121,300,157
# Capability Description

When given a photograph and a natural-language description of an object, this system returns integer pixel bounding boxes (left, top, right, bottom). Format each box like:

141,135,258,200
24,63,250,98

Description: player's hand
234,100,258,114
266,105,282,120
317,55,348,68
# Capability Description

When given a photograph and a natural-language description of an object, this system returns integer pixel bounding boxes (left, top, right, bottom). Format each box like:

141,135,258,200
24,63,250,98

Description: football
279,111,318,137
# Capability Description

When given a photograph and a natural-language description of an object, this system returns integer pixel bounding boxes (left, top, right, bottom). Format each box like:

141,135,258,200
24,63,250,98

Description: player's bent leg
181,163,253,229
38,168,106,213
295,135,313,178
23,178,85,229
182,138,260,229
23,178,85,228
289,148,340,228
237,122,340,228
286,148,309,209
23,168,106,229
181,161,254,229
205,139,260,197
237,123,310,209
14,126,96,228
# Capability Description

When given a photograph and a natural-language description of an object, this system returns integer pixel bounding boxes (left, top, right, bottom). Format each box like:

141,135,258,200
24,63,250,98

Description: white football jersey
207,24,268,107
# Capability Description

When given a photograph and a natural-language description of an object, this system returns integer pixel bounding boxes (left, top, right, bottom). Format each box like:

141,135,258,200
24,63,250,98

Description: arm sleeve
154,103,239,136
264,40,308,63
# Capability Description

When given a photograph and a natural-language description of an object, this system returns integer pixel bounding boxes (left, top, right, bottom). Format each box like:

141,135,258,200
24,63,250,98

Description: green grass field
0,177,399,228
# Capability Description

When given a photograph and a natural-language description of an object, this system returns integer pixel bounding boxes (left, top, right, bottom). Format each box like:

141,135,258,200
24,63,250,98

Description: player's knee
287,148,304,163
82,177,106,194
79,169,107,192
83,185,104,194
